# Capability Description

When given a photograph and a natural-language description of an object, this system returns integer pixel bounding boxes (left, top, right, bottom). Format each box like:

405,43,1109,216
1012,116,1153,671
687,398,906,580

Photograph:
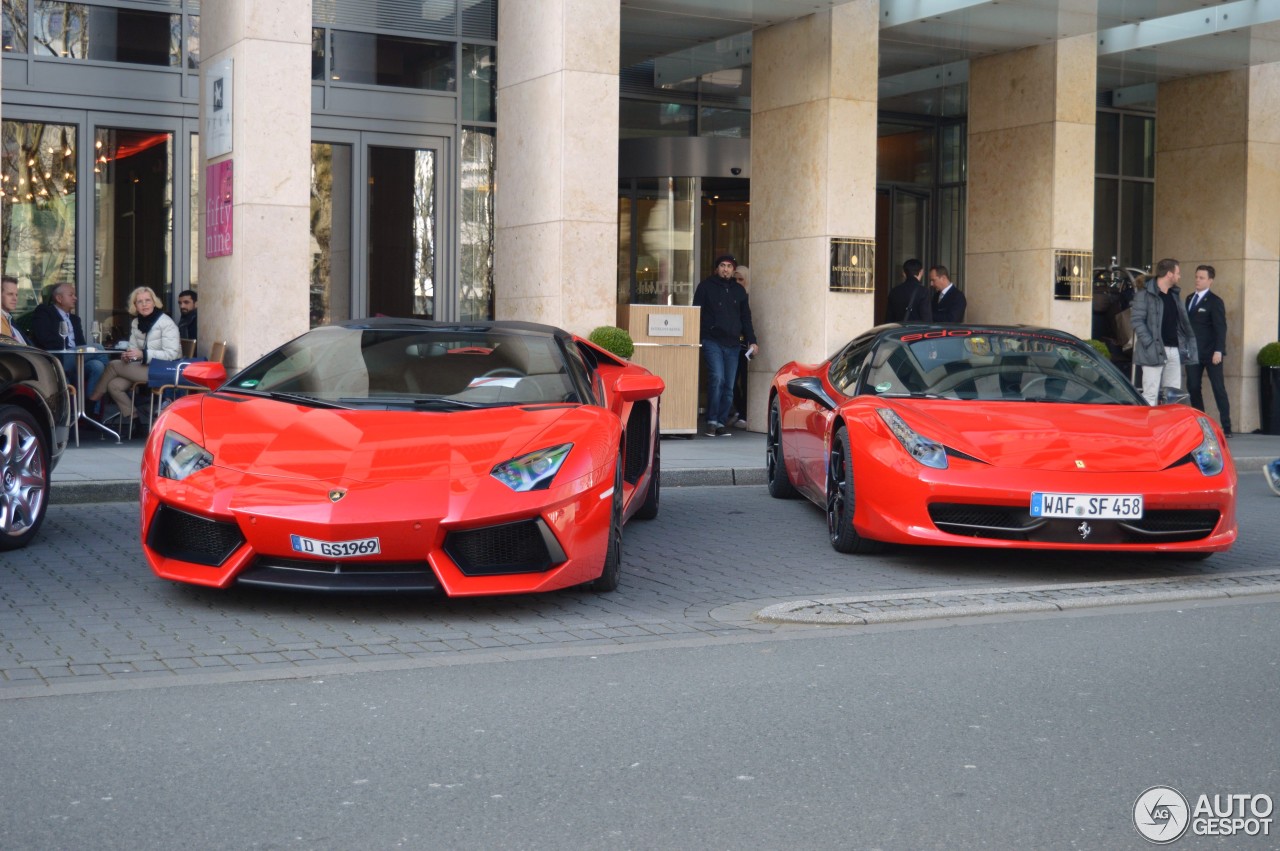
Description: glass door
311,131,451,325
91,121,177,344
875,186,930,323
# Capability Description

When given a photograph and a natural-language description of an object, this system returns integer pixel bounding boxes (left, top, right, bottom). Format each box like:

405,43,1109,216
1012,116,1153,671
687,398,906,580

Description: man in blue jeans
693,254,758,437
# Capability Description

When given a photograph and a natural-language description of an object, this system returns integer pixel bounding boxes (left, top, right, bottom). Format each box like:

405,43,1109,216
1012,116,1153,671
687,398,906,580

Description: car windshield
225,326,582,409
861,329,1145,405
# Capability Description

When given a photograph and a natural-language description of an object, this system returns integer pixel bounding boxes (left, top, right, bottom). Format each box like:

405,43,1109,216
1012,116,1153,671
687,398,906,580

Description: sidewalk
49,427,1280,504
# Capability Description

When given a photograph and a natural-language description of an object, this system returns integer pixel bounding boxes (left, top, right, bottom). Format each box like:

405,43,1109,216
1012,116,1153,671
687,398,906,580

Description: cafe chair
180,338,196,358
66,384,80,447
141,340,227,435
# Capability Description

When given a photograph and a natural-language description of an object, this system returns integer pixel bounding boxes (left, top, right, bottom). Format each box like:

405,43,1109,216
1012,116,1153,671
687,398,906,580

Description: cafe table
49,346,126,443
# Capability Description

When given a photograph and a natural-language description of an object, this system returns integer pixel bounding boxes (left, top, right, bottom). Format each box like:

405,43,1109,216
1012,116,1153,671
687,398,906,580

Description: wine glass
91,321,102,346
58,319,72,348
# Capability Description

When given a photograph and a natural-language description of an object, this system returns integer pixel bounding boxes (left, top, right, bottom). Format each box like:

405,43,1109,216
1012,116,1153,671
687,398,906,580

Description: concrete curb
755,570,1280,626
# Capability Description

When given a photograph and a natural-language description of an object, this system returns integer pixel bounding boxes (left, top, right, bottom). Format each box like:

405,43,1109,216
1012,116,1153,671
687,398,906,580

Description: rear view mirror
613,373,665,403
1159,386,1190,406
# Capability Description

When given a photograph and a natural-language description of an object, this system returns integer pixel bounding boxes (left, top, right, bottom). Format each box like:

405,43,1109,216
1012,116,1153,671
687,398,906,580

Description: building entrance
875,186,930,323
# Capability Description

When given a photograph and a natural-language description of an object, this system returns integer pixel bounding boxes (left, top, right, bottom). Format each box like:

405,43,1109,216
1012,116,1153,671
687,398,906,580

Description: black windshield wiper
405,397,494,410
223,387,354,409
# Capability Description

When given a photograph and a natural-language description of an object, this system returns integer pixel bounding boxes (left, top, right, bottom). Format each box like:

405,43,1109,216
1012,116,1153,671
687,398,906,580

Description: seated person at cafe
89,286,181,427
31,281,108,395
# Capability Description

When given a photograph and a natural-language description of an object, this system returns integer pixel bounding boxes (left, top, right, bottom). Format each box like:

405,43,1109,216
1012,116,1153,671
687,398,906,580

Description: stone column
1154,64,1280,433
198,1,311,369
967,35,1096,337
494,0,619,334
750,3,878,430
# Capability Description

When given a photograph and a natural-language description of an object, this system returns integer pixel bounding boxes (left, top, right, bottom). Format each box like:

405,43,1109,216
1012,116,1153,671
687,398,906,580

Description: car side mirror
613,373,665,403
787,377,837,410
1159,386,1190,406
183,361,227,390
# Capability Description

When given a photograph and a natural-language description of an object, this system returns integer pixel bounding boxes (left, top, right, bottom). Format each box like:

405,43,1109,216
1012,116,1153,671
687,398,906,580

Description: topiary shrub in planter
1258,343,1280,435
589,326,635,360
1086,339,1111,360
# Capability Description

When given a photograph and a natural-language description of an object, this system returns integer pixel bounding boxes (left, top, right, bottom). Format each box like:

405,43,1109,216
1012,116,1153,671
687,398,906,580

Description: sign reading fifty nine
830,238,875,293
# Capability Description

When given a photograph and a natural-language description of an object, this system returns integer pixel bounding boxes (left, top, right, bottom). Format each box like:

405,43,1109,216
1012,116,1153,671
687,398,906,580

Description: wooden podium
619,304,701,436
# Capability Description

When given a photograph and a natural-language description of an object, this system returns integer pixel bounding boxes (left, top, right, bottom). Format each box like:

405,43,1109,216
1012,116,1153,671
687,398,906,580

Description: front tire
826,427,883,554
590,455,624,591
0,404,51,551
766,395,798,499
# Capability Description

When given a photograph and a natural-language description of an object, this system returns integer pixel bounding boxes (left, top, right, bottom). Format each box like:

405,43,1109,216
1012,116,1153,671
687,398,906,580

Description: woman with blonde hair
89,286,181,429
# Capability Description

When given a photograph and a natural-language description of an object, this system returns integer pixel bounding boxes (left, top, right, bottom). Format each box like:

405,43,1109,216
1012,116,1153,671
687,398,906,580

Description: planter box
1261,366,1280,435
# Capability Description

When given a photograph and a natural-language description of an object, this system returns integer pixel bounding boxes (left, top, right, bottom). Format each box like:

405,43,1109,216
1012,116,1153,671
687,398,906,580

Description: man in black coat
886,258,932,323
1184,264,1232,436
31,281,108,394
693,254,757,437
929,265,967,323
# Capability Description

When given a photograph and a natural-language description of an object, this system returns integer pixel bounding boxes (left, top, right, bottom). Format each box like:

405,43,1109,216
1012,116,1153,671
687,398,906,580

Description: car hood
193,394,594,483
887,401,1213,472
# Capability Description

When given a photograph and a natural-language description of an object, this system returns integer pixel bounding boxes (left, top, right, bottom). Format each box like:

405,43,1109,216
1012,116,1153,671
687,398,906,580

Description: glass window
877,124,934,186
1119,180,1154,270
937,186,964,286
1,121,78,327
189,133,198,295
939,123,965,184
460,128,494,321
1093,177,1119,269
185,13,198,69
329,30,455,91
1095,112,1120,175
461,44,495,123
311,27,325,80
828,338,874,396
624,177,696,305
3,0,27,53
310,142,353,328
368,146,436,319
93,128,174,343
1121,114,1155,178
699,107,749,139
32,2,178,67
620,99,695,139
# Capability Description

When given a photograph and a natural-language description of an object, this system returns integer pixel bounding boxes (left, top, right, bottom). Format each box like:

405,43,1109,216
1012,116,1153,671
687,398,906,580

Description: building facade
2,0,1278,430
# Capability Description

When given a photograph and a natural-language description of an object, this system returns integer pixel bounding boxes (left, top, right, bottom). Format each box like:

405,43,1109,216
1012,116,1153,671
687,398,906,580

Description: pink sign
205,160,233,257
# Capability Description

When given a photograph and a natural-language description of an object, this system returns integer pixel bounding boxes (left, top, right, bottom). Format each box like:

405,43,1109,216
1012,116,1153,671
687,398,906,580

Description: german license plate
290,534,381,558
1030,493,1143,519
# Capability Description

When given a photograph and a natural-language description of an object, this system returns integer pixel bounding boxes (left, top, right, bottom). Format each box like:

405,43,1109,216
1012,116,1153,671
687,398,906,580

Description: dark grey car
0,336,71,549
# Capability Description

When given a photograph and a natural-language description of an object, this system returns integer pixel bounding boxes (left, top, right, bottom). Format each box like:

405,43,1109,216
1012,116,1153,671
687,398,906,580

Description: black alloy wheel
766,395,798,499
826,427,883,554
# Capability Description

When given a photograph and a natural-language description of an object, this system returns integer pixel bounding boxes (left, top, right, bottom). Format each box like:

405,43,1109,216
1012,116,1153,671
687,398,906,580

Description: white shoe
732,419,748,429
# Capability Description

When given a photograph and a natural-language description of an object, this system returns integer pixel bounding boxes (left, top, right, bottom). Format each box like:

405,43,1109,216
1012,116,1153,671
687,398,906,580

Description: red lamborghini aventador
767,325,1236,556
140,320,664,595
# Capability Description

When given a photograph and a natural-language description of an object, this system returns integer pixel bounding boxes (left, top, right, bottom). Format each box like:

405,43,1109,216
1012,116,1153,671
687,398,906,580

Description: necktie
1191,293,1202,312
1,313,10,337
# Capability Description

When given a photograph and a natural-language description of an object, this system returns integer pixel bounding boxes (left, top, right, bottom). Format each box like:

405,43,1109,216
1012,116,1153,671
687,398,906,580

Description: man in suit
929,265,967,323
31,281,108,394
887,259,932,324
1185,264,1232,436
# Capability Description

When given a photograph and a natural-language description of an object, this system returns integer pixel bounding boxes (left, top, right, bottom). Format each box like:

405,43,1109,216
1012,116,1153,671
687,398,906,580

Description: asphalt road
2,596,1277,849
2,470,1279,692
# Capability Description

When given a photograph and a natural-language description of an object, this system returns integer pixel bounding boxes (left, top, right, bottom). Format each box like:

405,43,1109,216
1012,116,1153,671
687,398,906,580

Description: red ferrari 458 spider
140,319,664,595
767,324,1236,556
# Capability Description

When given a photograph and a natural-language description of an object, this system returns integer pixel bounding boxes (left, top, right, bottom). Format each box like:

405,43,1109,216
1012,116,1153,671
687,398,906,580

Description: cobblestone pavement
3,477,1277,693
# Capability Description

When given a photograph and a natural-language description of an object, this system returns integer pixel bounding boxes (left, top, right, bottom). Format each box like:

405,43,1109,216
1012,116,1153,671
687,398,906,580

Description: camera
730,167,742,176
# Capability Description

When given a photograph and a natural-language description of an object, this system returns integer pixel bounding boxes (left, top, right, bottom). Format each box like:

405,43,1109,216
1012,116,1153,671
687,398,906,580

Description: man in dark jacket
693,254,757,437
887,259,932,323
1184,264,1231,435
31,281,108,393
929,265,967,323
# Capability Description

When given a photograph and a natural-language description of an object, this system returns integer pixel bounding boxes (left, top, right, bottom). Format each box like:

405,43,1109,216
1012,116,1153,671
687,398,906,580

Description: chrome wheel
0,405,50,550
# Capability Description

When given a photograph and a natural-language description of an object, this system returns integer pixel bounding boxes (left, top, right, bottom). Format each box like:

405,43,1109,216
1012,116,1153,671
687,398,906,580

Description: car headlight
159,430,214,481
491,444,573,492
877,409,948,470
1190,417,1225,476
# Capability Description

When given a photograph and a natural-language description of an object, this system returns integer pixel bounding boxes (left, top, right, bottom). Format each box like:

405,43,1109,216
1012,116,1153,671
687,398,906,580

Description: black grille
928,503,1220,544
237,557,439,593
147,504,244,567
444,518,565,576
624,403,652,484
